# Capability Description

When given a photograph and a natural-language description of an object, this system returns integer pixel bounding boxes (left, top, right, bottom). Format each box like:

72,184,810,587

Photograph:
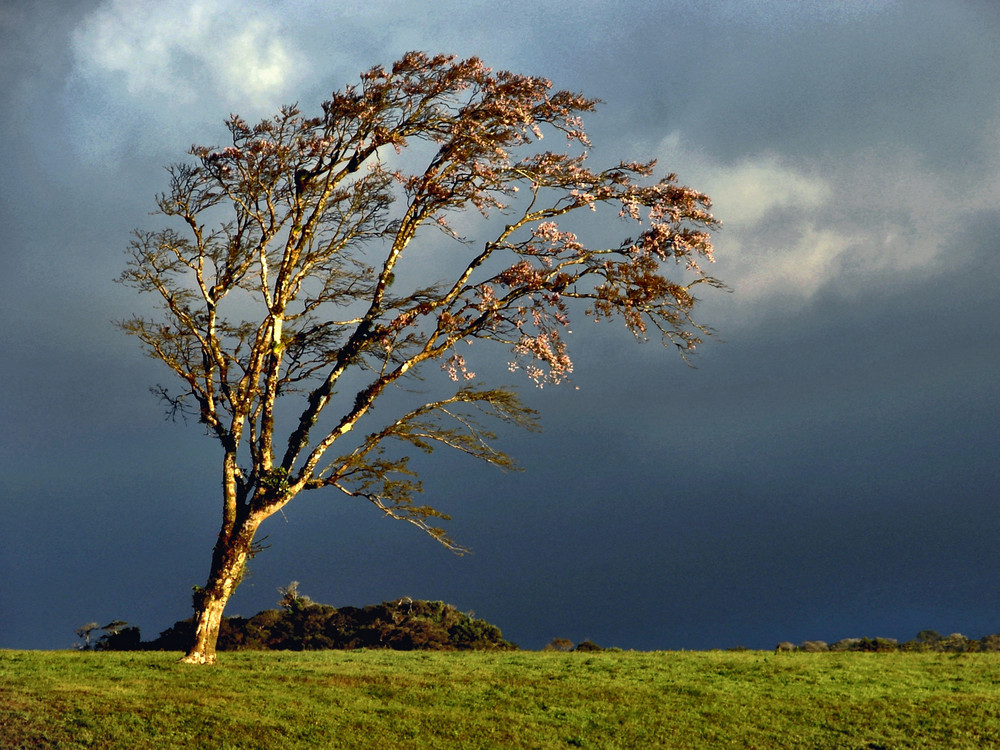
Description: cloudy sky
2,0,997,651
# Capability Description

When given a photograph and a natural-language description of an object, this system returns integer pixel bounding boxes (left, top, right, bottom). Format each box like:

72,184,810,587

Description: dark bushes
140,597,515,652
776,631,1000,653
542,638,604,652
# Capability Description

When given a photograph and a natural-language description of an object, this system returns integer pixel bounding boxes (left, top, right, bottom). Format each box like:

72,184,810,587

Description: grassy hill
3,649,999,748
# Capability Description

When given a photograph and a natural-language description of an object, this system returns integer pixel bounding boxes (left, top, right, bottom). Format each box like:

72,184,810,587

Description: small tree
277,581,312,611
119,52,722,664
75,622,99,650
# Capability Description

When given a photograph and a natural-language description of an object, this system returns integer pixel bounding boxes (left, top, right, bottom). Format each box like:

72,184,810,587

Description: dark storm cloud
1,0,997,651
629,2,1000,169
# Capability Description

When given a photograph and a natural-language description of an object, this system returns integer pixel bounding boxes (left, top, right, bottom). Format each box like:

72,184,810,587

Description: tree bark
181,516,261,665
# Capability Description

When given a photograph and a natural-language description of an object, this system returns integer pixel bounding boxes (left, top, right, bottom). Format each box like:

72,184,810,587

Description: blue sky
1,0,998,650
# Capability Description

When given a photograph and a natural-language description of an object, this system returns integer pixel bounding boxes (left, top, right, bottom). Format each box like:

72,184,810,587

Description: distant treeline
774,630,1000,653
78,586,515,652
77,587,1000,654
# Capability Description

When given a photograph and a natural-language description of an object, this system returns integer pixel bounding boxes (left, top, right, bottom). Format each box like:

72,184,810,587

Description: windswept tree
119,52,722,664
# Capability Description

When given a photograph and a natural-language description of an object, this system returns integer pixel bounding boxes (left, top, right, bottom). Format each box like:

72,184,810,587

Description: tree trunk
181,516,261,665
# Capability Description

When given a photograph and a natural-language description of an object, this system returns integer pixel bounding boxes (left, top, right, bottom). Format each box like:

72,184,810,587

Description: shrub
937,633,971,653
95,626,142,652
142,596,514,652
544,638,575,652
829,639,860,652
797,641,829,652
979,634,1000,652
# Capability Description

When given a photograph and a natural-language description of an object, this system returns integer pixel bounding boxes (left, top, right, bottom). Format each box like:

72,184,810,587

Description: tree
277,580,312,611
118,52,722,664
74,621,99,650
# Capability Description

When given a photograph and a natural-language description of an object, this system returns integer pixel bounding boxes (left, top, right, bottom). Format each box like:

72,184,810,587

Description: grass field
3,649,1000,748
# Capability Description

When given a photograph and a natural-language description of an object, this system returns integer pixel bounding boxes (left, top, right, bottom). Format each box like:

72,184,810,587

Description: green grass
3,650,1000,748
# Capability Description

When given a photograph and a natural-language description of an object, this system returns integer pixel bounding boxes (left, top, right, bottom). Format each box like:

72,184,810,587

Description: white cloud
71,0,305,108
218,20,294,107
67,0,309,160
658,133,1000,310
699,154,830,227
730,226,851,300
659,142,847,303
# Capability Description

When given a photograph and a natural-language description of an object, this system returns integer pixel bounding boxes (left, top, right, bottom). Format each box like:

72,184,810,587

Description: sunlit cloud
659,133,999,309
665,145,848,303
